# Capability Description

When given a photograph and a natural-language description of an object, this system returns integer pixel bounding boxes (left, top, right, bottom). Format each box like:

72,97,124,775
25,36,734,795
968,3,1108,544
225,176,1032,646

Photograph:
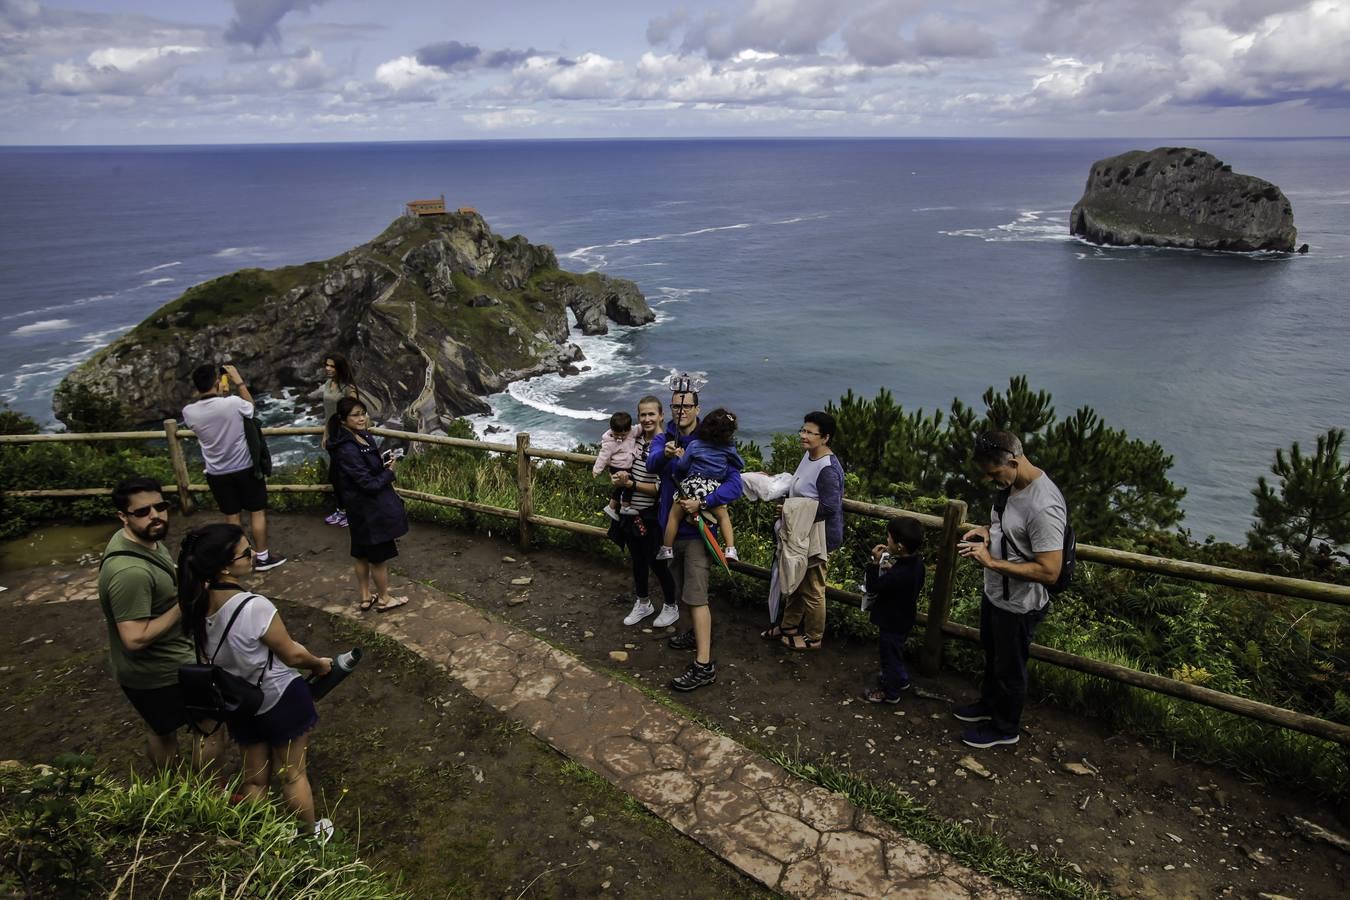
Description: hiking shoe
603,506,621,522
655,545,674,561
623,598,655,626
952,701,992,723
667,629,696,650
671,660,716,692
652,605,680,628
724,546,739,561
324,510,343,526
961,723,1019,749
253,553,287,572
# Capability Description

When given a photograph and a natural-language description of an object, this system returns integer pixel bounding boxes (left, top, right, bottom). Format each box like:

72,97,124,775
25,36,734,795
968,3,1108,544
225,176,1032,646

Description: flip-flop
781,634,822,651
375,595,410,612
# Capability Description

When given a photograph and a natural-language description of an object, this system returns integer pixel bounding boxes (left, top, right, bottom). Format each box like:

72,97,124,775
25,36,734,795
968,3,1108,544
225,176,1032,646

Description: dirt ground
3,511,1348,899
0,555,771,898
383,514,1343,900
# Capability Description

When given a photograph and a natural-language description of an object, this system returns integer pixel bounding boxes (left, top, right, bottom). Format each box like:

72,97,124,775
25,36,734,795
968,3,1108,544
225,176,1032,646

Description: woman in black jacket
327,396,410,612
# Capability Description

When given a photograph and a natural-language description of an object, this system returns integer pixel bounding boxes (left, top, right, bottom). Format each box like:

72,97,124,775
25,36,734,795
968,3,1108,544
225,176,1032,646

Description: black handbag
179,595,273,735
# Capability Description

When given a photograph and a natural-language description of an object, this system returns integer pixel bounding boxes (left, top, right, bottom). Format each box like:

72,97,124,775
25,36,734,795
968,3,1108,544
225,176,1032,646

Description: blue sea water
1,138,1347,541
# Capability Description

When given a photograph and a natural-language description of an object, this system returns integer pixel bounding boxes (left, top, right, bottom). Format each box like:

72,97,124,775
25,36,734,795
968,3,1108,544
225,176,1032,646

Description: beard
129,518,168,543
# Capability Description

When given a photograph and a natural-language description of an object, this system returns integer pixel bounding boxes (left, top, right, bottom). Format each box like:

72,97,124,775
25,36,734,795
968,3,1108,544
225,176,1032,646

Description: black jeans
979,593,1050,734
618,511,675,607
878,629,910,698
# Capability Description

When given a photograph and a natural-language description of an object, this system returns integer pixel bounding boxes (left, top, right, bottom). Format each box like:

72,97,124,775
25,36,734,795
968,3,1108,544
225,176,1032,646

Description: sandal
782,634,822,651
760,624,798,641
375,595,410,612
358,596,376,612
861,688,901,705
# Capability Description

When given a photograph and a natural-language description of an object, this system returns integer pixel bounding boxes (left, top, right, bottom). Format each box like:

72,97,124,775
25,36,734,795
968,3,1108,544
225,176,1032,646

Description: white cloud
514,52,626,100
269,46,333,90
373,54,447,92
43,44,201,95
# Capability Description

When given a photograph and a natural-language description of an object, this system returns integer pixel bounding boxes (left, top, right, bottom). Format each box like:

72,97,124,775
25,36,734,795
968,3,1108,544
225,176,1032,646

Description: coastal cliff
53,211,654,431
1070,148,1297,252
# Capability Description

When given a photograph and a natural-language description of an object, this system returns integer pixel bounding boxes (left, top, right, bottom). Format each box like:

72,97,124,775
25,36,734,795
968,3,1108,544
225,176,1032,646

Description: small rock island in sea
54,205,654,432
1069,147,1297,252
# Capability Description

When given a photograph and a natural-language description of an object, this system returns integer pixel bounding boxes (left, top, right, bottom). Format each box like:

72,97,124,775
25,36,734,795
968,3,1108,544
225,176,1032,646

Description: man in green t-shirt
99,477,221,770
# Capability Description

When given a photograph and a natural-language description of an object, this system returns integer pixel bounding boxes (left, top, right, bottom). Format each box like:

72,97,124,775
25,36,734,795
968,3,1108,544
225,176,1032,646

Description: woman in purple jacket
327,396,410,612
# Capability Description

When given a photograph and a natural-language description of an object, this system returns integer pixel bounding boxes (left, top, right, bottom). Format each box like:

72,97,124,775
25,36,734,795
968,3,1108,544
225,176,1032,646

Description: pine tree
1248,428,1350,568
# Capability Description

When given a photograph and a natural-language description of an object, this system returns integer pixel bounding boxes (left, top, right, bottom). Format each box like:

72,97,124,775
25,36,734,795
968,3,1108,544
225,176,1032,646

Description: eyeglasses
799,428,822,437
232,546,255,562
670,404,695,411
126,501,171,518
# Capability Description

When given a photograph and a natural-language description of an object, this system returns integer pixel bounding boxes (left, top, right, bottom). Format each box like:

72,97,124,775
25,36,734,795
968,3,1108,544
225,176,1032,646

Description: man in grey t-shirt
954,430,1066,749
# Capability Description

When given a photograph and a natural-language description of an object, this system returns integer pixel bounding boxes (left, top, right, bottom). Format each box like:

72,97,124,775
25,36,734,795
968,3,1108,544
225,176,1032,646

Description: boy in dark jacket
862,516,925,703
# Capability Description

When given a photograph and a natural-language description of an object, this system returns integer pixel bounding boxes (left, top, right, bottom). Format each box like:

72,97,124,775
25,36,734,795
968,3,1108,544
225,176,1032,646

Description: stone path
12,560,1022,899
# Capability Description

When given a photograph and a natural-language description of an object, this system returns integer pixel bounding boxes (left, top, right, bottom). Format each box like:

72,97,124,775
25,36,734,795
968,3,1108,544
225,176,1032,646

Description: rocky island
54,210,654,432
1070,147,1297,252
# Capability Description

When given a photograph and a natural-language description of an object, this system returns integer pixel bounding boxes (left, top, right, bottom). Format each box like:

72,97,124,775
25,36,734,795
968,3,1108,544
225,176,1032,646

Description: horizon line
2,134,1348,150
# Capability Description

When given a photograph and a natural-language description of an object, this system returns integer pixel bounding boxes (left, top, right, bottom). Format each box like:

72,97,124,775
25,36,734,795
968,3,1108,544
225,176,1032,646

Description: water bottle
307,648,362,700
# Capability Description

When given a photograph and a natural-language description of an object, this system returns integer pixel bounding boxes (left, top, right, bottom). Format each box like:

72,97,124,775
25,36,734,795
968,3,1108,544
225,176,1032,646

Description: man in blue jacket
647,376,743,691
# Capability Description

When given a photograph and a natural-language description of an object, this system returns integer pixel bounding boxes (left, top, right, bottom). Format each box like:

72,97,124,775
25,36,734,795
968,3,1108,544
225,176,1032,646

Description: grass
762,747,1111,900
0,759,405,899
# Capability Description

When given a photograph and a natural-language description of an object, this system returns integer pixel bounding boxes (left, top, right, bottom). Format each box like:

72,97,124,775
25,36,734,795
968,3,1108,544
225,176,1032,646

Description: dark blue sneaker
961,723,1019,749
952,701,992,723
671,660,716,691
667,629,697,651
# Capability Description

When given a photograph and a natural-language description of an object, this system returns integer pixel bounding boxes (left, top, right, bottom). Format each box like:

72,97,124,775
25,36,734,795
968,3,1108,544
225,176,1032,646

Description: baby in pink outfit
593,411,638,521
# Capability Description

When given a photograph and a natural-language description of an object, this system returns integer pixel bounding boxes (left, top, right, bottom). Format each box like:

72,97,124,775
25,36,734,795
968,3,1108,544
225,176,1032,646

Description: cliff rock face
53,211,655,431
1070,148,1296,252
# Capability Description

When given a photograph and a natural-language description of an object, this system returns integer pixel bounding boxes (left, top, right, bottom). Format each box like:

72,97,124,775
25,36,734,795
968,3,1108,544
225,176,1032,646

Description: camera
381,447,405,464
958,534,985,548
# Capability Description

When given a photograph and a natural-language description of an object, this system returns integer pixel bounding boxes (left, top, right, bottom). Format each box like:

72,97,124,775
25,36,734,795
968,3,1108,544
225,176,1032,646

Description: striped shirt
628,435,659,513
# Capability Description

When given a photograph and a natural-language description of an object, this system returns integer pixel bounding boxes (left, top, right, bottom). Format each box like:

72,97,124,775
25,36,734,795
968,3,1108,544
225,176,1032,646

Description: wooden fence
3,421,1349,747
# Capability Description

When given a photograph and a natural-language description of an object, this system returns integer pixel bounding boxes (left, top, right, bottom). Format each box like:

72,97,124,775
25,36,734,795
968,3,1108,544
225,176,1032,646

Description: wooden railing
4,422,1349,747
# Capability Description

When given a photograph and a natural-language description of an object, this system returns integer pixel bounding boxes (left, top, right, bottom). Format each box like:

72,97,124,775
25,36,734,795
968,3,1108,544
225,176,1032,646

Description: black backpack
994,488,1076,596
178,595,273,735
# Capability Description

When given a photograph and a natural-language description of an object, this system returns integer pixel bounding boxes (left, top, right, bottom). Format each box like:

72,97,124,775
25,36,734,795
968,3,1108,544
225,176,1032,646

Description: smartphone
381,447,405,464
958,535,985,548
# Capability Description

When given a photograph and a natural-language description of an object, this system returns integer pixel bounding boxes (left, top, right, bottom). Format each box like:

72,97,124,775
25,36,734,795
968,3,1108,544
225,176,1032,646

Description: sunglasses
125,501,171,518
232,546,255,562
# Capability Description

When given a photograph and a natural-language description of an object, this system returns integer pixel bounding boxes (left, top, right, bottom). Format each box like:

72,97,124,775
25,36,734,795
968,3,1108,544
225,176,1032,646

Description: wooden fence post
163,418,195,515
921,498,968,675
515,433,533,550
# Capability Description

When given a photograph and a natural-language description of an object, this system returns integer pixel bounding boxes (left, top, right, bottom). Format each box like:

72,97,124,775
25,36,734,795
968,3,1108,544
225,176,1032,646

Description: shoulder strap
208,594,275,683
100,549,177,587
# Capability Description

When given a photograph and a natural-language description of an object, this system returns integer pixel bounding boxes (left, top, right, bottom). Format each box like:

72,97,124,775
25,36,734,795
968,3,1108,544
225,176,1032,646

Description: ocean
1,138,1346,541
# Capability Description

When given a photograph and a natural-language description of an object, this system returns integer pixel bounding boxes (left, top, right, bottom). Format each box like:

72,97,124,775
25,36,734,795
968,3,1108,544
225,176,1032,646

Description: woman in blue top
656,408,743,561
772,410,845,650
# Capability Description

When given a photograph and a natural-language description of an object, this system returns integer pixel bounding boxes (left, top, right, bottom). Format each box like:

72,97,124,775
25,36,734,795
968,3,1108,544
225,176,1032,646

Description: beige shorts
670,538,710,607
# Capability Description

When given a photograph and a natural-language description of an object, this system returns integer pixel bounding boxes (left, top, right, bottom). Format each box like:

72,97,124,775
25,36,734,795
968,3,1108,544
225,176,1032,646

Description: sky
1,0,1347,143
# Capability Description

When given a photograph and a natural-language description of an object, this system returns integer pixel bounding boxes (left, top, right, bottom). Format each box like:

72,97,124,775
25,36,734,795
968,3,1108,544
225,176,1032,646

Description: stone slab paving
10,562,1023,899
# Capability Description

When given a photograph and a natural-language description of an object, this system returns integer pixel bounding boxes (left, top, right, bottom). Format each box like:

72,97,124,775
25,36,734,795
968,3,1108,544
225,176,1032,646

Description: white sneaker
655,546,674,560
618,505,640,515
603,506,621,522
314,817,334,845
623,597,655,625
652,605,680,628
724,547,739,561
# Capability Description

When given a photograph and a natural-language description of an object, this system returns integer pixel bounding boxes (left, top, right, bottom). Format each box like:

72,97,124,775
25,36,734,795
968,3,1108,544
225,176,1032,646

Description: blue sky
2,0,1347,143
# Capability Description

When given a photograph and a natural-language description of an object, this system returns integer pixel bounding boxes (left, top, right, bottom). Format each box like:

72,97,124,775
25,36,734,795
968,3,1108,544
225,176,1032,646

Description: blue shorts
227,677,319,747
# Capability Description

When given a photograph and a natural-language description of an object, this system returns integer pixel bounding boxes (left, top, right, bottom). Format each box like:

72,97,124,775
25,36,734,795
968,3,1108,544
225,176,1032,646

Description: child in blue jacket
656,408,743,561
862,516,925,703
